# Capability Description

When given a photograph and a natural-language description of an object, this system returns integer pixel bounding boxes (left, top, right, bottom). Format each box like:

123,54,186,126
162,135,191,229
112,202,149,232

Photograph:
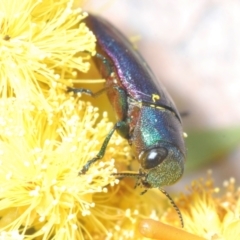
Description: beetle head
138,142,185,188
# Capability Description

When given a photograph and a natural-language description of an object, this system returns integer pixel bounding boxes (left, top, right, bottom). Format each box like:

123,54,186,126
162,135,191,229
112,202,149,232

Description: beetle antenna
111,172,145,178
159,188,184,228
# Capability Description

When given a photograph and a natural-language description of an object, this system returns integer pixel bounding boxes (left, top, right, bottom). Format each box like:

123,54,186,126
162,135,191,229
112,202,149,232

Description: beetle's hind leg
67,53,114,97
95,53,114,78
67,86,110,98
67,87,93,96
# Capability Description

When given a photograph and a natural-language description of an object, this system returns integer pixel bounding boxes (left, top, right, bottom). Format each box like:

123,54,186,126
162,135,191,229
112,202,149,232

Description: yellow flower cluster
0,97,122,239
0,0,133,239
0,0,94,107
157,171,240,240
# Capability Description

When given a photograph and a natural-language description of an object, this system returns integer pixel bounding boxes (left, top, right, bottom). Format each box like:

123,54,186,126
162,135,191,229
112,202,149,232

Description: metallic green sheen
131,106,185,160
144,147,185,187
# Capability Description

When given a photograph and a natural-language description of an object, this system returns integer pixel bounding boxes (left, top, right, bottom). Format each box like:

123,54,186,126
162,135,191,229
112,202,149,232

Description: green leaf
185,127,240,172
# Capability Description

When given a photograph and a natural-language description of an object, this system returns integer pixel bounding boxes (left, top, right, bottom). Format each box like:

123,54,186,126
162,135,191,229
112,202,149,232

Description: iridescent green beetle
69,14,186,227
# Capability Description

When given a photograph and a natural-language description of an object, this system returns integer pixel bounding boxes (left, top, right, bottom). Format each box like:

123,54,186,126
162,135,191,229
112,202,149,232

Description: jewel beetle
69,14,186,226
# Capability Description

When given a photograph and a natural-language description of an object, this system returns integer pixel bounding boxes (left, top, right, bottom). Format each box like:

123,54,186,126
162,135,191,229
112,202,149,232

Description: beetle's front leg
79,120,128,175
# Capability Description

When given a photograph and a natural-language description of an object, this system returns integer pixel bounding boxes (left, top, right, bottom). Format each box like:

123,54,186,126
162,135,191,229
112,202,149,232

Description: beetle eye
139,147,168,169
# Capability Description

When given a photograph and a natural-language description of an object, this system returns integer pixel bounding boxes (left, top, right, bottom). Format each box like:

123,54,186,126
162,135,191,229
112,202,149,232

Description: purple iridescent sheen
86,14,181,122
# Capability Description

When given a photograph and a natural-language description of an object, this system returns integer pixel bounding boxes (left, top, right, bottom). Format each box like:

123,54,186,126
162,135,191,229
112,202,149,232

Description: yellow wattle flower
0,97,123,239
0,0,131,238
0,0,95,108
150,171,240,240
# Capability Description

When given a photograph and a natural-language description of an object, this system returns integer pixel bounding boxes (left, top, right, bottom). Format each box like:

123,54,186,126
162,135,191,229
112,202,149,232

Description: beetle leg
140,189,148,195
133,179,140,189
95,53,114,78
79,120,126,175
67,86,111,98
67,52,114,98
